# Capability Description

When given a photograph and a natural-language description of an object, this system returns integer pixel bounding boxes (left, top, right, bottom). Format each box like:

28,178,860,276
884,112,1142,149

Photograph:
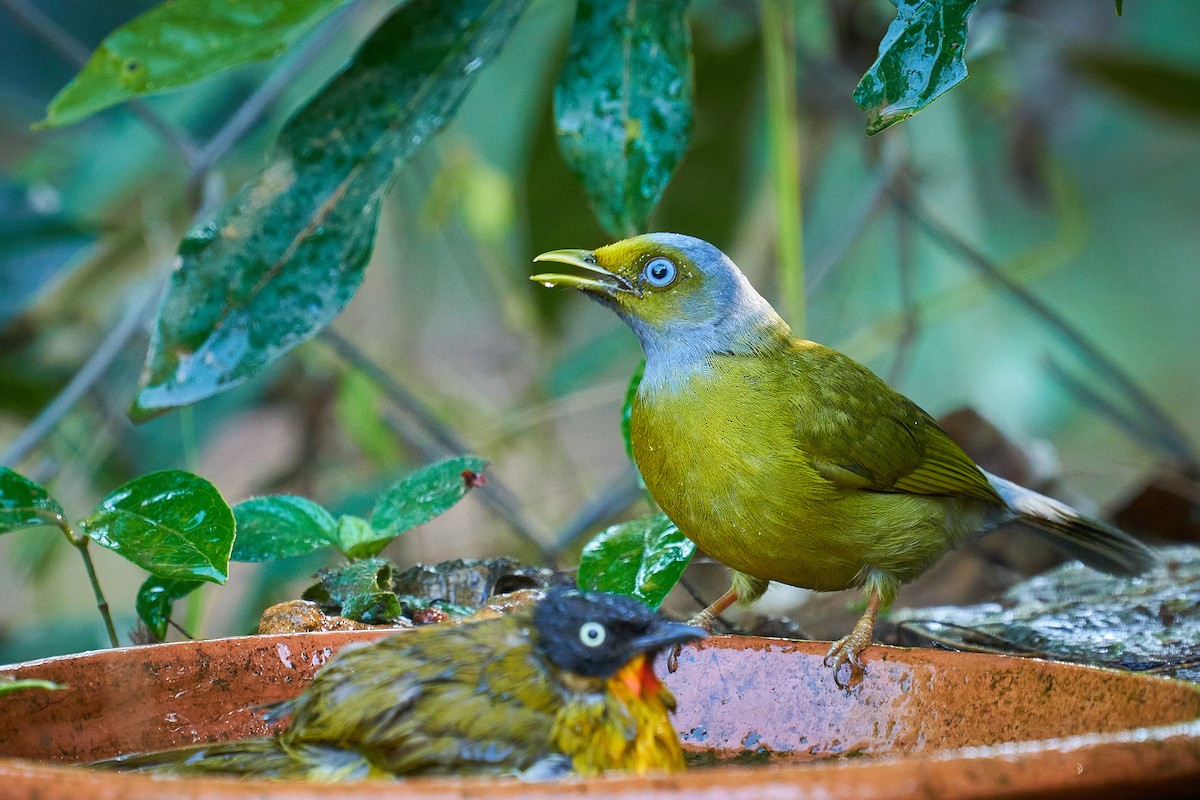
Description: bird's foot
823,587,883,689
823,632,871,689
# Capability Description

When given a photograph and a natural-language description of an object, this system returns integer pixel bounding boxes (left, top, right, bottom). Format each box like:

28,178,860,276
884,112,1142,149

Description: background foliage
1,0,1197,662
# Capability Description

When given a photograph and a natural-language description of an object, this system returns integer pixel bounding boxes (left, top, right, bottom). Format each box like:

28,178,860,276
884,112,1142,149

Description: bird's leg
823,587,882,687
666,587,739,673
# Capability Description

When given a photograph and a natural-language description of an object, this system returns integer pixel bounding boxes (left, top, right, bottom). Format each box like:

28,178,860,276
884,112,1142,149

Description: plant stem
762,0,804,335
69,537,119,647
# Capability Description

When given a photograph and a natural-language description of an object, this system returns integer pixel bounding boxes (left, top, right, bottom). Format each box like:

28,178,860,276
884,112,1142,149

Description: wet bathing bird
532,233,1157,684
105,588,705,779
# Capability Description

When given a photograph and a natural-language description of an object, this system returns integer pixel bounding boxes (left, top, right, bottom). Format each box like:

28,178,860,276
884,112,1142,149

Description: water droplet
463,57,484,74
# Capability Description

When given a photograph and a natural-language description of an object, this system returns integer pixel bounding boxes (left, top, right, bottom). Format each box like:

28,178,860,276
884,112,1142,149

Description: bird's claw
824,636,869,689
667,609,718,674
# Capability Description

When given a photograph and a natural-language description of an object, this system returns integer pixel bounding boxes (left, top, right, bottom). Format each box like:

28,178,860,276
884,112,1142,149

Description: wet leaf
41,0,349,128
131,0,528,419
577,513,694,609
555,0,694,237
304,557,402,623
1067,48,1200,122
853,0,979,135
369,456,488,539
0,467,66,535
0,677,66,696
79,471,235,583
135,575,202,641
0,182,95,325
232,495,337,562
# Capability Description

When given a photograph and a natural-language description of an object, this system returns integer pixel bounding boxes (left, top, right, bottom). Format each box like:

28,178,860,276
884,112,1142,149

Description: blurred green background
1,0,1197,662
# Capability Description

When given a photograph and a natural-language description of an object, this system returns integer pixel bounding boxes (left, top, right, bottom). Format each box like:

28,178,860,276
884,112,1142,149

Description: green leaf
1067,49,1200,122
331,514,389,559
304,557,402,623
1115,0,1123,16
131,0,529,420
135,575,202,641
231,495,337,562
0,467,66,535
554,0,694,237
369,456,488,539
40,0,349,128
853,0,979,135
0,677,67,696
0,181,95,325
621,360,645,462
577,513,694,609
79,470,235,583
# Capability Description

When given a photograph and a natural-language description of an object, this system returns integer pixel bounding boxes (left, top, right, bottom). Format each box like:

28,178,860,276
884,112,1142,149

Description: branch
552,468,645,553
320,328,554,563
0,0,201,167
895,192,1197,471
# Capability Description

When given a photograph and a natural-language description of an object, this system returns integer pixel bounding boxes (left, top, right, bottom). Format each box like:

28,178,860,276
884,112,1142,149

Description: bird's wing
787,343,1001,504
282,617,561,776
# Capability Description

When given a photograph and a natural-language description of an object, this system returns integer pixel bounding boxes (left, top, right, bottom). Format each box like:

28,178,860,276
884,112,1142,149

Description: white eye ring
643,257,678,288
579,621,607,648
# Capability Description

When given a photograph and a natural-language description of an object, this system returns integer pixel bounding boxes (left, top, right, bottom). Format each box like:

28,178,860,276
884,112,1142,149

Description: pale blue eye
643,257,678,288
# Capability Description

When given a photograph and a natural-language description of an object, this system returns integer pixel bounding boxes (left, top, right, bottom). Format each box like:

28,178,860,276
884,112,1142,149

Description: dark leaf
0,182,94,325
41,0,349,127
577,513,694,609
368,456,488,539
79,470,235,583
131,0,528,419
305,557,403,623
135,575,202,641
1067,49,1200,122
554,0,694,237
231,494,337,562
853,0,979,135
1115,0,1123,16
621,360,645,462
0,467,66,535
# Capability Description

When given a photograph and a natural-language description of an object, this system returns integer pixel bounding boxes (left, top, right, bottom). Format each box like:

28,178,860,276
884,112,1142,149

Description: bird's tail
986,472,1158,576
94,737,301,776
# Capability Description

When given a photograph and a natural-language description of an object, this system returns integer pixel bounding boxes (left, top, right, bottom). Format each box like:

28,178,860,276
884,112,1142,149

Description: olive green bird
105,588,705,779
533,233,1157,683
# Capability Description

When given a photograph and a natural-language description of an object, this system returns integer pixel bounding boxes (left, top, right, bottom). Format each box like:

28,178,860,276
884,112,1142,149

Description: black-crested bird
105,588,705,779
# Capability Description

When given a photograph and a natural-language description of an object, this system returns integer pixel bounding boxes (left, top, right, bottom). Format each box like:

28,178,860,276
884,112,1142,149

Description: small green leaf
369,456,488,539
135,575,202,641
131,0,529,419
79,470,235,583
304,557,402,623
0,467,66,535
1115,0,1123,16
0,677,67,696
41,0,349,128
853,0,979,135
332,514,391,560
577,514,694,609
232,495,337,562
555,0,694,237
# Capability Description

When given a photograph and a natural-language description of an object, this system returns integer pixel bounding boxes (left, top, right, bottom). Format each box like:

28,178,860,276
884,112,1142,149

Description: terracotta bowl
1,632,1198,798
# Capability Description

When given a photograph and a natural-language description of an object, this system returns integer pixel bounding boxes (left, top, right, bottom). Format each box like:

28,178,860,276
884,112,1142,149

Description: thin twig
320,329,554,562
70,538,119,647
1,285,159,467
807,151,904,295
895,192,1198,471
888,172,919,385
0,0,201,167
189,0,364,182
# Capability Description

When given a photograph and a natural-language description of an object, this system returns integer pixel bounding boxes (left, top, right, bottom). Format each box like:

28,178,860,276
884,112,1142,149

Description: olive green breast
630,348,989,594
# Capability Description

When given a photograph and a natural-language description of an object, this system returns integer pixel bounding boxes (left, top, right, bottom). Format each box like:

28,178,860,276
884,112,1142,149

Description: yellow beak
531,249,636,296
